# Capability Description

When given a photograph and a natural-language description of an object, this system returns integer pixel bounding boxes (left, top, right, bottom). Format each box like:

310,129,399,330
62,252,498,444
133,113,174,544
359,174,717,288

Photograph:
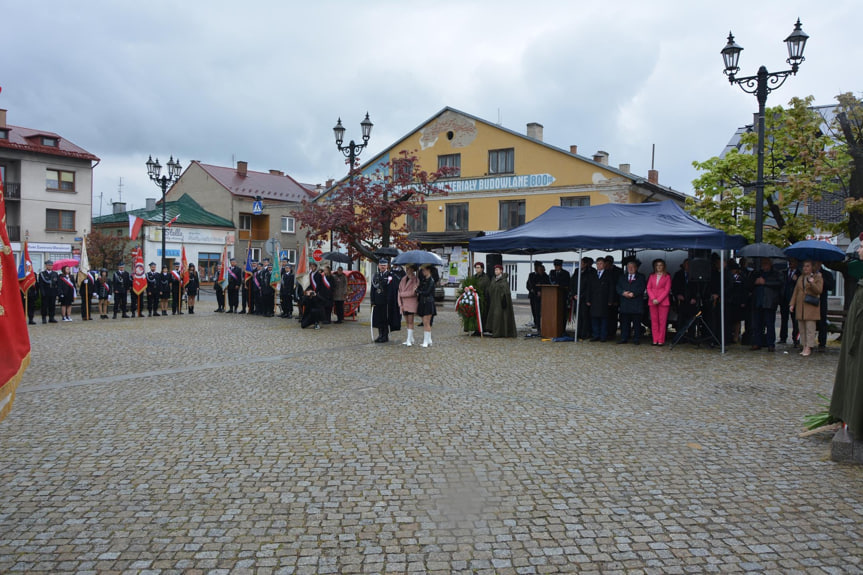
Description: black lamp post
721,18,809,244
146,155,182,267
334,112,373,184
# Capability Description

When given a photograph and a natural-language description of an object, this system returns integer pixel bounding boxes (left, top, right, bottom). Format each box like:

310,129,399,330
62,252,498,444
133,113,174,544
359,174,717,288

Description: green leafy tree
688,95,849,245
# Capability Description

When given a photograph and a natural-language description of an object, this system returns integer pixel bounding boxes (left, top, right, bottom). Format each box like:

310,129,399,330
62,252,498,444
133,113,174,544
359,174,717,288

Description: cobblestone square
2,300,861,574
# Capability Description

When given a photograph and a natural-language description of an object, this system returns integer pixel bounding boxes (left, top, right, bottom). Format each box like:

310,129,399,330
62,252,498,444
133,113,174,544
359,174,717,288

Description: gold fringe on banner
0,352,31,424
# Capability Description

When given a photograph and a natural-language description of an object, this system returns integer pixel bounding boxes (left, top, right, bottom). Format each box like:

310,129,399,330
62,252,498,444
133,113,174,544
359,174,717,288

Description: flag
166,214,179,227
217,244,230,290
180,245,189,287
17,241,36,293
129,214,144,239
0,171,32,423
132,247,147,295
76,234,91,287
295,243,309,290
244,240,254,281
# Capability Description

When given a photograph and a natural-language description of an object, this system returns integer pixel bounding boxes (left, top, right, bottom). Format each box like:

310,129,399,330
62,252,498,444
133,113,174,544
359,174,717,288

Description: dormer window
0,129,8,140
41,136,59,147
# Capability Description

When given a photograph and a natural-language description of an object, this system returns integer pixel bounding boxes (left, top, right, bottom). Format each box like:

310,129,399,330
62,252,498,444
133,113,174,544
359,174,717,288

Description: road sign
264,238,280,256
279,250,289,261
252,200,263,215
313,249,323,262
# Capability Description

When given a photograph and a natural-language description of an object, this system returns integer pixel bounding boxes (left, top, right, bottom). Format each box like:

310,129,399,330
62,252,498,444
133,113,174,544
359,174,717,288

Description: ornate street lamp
334,112,373,183
146,155,182,267
721,18,809,244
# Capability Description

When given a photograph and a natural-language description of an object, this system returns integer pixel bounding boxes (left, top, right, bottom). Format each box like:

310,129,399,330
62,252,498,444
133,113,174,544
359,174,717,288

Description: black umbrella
322,251,352,264
373,247,400,260
392,250,444,266
738,242,786,259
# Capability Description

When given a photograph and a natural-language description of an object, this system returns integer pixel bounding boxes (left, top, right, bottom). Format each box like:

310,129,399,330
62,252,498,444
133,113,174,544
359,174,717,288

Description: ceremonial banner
244,240,254,281
217,244,230,290
132,247,147,295
180,245,189,287
295,244,309,290
17,240,36,293
76,234,91,286
128,214,144,239
0,173,32,423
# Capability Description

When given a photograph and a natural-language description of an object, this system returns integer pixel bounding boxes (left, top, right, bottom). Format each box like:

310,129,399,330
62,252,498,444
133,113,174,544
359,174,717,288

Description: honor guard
279,262,295,318
260,258,275,317
371,259,401,342
227,257,242,313
38,261,59,323
214,264,225,312
171,262,184,315
80,268,99,320
146,262,160,316
96,268,112,319
112,262,131,318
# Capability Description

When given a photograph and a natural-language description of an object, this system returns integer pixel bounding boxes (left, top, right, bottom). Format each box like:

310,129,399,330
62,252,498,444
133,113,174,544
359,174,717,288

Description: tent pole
721,249,726,354
574,249,583,344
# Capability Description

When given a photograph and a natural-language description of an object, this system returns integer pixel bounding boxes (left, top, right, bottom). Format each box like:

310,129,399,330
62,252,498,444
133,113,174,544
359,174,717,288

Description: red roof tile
197,162,317,202
0,124,99,162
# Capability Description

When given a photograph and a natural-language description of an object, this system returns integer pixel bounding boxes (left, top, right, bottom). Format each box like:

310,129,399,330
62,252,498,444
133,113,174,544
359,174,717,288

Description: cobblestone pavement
2,299,861,574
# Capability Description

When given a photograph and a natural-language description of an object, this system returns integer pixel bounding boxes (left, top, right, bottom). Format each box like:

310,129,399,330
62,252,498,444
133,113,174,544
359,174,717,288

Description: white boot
403,329,414,346
421,331,432,348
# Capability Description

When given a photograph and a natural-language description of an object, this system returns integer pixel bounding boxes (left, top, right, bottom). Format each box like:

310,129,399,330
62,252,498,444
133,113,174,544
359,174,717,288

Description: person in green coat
830,237,863,437
486,264,517,338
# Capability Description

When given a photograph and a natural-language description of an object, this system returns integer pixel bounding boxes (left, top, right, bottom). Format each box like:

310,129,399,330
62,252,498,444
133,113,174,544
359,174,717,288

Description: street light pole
146,155,182,268
721,19,809,244
332,113,373,261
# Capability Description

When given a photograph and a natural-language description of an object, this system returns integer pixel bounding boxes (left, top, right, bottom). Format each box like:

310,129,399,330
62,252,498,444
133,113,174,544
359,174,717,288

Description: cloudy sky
2,0,858,217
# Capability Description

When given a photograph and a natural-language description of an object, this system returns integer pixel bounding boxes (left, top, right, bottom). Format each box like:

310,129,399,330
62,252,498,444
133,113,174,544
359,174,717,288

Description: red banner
18,241,36,293
180,245,189,287
0,173,32,423
132,248,147,295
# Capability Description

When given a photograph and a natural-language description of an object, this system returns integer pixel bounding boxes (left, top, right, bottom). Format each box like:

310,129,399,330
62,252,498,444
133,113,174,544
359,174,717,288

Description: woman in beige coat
397,264,419,346
789,260,823,357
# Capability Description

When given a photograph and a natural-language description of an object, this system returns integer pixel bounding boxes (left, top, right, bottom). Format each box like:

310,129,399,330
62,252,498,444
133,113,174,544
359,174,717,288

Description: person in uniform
96,268,112,319
213,264,225,312
260,259,274,317
158,264,172,315
279,263,295,319
38,260,59,324
371,259,401,342
113,262,131,319
227,257,242,313
317,265,333,323
21,281,38,325
79,268,98,320
526,261,547,332
299,287,324,329
464,262,490,336
146,262,160,316
186,263,200,314
130,261,146,318
57,265,76,322
171,262,184,315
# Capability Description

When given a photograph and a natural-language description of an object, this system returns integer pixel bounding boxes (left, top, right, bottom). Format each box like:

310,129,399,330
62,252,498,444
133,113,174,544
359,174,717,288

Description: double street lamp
146,155,182,267
334,112,373,183
721,18,809,244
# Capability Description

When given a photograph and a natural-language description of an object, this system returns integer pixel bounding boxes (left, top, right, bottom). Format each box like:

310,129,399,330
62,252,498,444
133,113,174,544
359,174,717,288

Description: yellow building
325,107,688,293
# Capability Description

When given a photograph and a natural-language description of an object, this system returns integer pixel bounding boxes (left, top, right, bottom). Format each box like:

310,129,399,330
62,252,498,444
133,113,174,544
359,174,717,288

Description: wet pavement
1,299,861,574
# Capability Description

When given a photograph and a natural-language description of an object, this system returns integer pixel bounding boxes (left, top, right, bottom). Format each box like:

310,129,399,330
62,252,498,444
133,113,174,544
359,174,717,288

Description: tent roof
469,201,745,253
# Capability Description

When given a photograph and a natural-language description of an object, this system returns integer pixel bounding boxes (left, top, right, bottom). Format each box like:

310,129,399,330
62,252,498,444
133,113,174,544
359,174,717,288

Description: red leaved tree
294,151,453,261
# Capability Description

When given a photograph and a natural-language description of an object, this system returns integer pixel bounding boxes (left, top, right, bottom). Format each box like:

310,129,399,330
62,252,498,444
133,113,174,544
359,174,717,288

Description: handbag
804,294,819,306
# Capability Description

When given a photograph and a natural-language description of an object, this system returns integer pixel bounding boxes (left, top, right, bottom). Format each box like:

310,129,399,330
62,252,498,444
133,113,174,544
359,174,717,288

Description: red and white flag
132,248,147,295
180,245,189,287
129,214,144,239
166,214,179,227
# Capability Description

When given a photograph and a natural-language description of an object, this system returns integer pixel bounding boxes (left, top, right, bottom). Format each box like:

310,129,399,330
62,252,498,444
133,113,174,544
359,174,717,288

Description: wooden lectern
539,284,566,338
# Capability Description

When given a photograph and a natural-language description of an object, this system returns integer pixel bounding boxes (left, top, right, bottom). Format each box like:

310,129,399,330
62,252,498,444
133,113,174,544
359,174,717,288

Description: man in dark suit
113,262,131,319
748,258,783,351
585,257,615,341
616,260,647,344
779,259,800,345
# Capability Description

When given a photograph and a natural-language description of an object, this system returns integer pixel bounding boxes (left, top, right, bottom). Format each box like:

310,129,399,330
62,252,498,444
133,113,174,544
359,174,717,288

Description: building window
198,252,220,281
280,216,295,233
283,249,297,265
560,196,590,207
488,148,514,174
46,169,75,192
46,209,75,231
239,214,251,231
42,137,59,147
499,200,525,230
407,206,427,233
393,158,413,182
438,154,461,177
445,203,469,231
0,129,8,140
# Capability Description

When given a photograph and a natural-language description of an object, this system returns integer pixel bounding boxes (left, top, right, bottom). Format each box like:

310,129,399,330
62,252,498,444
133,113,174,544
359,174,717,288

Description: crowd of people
511,254,833,353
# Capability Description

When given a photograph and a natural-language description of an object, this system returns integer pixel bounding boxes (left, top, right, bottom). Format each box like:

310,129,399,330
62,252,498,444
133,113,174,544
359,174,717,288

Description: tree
293,151,453,261
824,92,863,241
688,95,850,245
85,229,129,270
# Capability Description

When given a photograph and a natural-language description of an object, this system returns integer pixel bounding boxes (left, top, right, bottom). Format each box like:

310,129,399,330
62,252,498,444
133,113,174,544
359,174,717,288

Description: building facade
165,161,317,267
1,108,99,269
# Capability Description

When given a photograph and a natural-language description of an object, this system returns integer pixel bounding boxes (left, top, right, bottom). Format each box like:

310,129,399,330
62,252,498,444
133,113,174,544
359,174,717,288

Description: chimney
593,150,609,165
237,160,248,176
0,109,6,128
269,169,284,176
618,163,631,173
325,178,334,188
113,202,127,214
648,169,659,184
569,145,578,155
526,122,543,141
145,198,157,210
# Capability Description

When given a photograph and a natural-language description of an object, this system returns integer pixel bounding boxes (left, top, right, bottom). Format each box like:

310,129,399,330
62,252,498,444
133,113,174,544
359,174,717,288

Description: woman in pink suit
647,259,672,346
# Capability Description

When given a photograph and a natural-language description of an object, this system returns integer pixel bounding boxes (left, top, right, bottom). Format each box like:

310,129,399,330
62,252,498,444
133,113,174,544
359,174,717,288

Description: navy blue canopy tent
468,201,745,253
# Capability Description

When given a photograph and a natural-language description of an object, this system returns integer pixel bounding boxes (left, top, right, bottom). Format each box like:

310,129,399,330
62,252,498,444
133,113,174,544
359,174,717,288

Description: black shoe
42,318,47,324
49,318,58,323
28,320,36,325
113,315,117,319
238,310,245,314
122,314,129,318
633,341,640,346
590,337,600,342
334,320,343,324
139,313,144,318
617,340,628,345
